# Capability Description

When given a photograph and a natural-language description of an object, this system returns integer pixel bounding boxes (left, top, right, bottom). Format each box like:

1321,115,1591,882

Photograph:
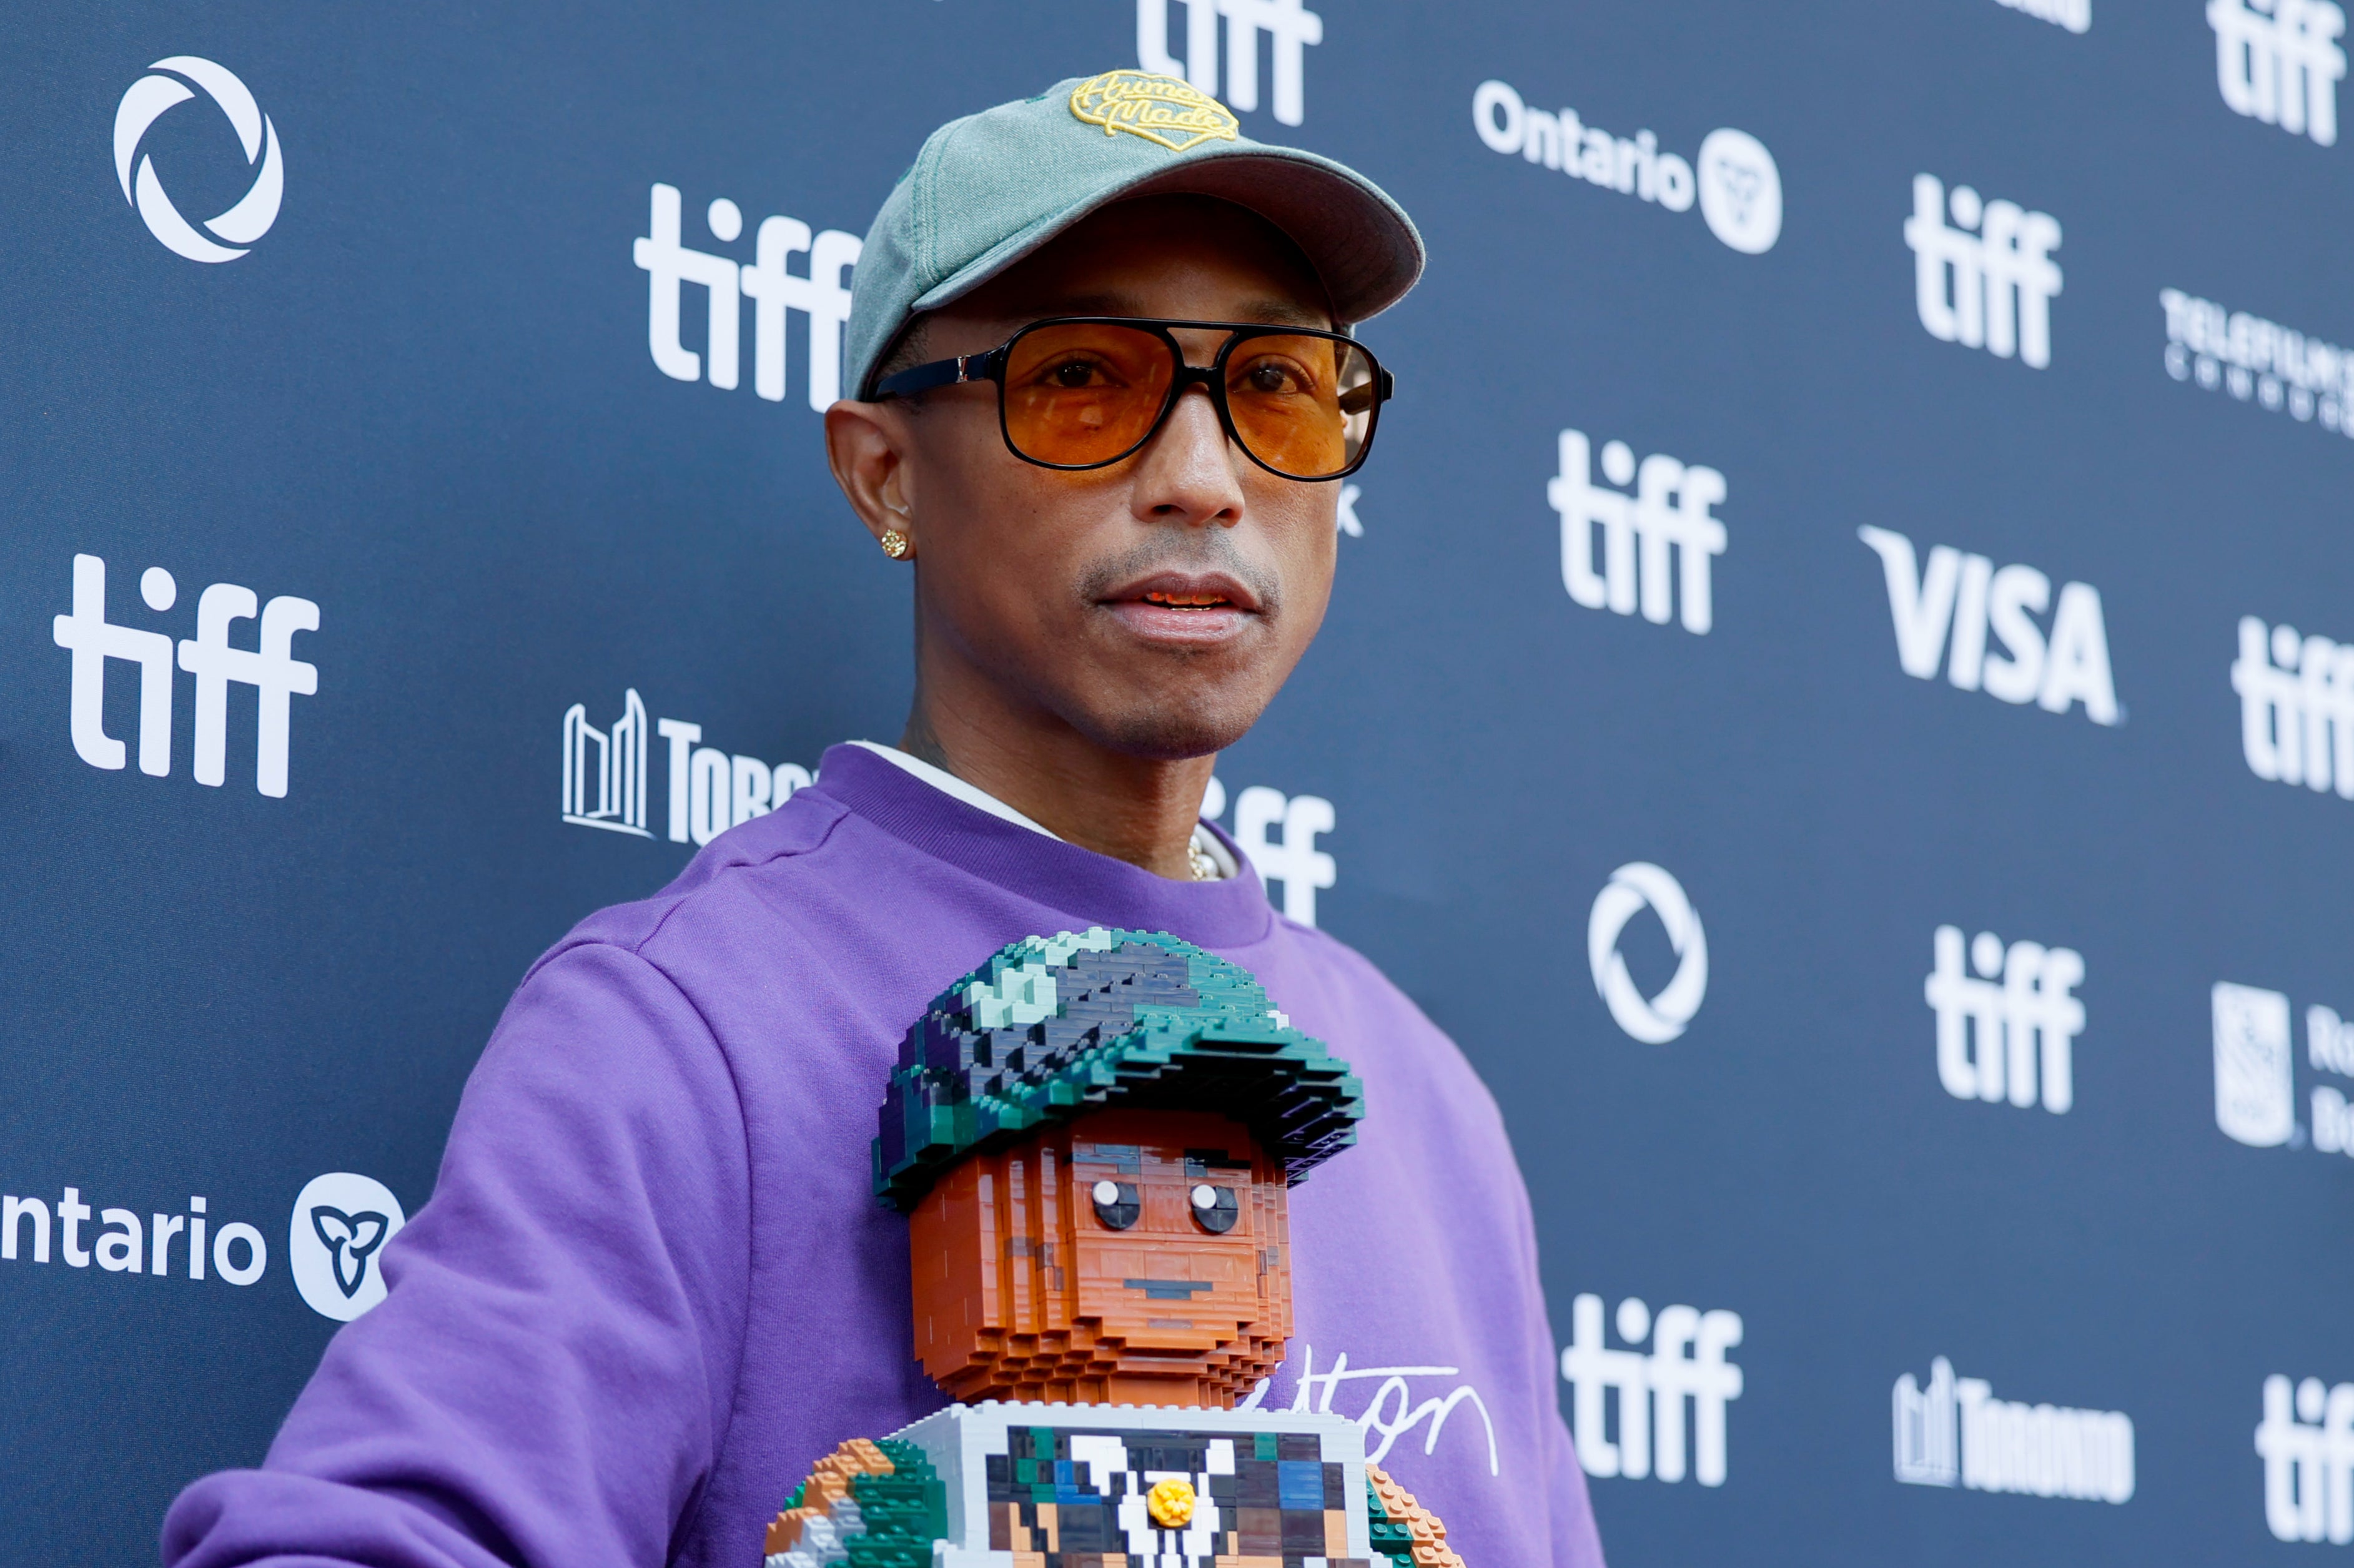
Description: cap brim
907,142,1425,331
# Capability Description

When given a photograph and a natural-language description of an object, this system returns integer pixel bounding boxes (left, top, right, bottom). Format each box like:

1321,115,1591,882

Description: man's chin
1072,689,1266,762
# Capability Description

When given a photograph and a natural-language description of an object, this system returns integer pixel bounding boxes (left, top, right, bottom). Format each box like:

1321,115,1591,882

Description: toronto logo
113,56,284,262
1892,1356,2134,1503
289,1171,406,1321
561,688,813,847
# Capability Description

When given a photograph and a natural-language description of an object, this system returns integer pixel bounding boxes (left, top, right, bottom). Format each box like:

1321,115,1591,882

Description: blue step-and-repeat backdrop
4,1,2349,1562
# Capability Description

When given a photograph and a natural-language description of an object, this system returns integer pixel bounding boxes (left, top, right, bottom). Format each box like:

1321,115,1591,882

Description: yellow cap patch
1069,70,1240,153
1145,1477,1198,1528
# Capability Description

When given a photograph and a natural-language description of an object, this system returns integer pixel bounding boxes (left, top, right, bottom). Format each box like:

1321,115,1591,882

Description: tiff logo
1904,174,2063,369
2232,616,2354,799
563,689,810,847
1201,775,1335,928
1894,1356,2134,1503
51,553,319,797
1558,1292,1743,1486
1136,0,1322,126
1926,925,2085,1113
1859,527,2119,725
1550,428,1726,635
2210,0,2345,147
633,184,861,407
2258,1374,2354,1542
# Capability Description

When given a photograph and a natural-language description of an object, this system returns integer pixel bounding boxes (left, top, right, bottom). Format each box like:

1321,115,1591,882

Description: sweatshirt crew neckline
808,742,1274,949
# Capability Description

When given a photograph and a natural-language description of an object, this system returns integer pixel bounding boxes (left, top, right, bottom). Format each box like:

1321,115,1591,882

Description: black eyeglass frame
870,315,1393,482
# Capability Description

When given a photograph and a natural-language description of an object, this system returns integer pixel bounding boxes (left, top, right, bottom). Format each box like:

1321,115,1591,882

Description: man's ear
824,399,918,554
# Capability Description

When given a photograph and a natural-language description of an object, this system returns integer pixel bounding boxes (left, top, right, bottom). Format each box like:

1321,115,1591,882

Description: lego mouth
1125,1277,1214,1299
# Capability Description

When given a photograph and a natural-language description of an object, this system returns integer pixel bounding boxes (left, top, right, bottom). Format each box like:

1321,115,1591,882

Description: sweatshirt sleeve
161,939,755,1568
1507,1154,1607,1568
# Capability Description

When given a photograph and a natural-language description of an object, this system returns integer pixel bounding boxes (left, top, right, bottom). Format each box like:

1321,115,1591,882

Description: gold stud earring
879,528,911,560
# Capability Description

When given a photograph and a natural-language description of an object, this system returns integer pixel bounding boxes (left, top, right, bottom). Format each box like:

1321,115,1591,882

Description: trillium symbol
310,1205,390,1298
113,56,284,262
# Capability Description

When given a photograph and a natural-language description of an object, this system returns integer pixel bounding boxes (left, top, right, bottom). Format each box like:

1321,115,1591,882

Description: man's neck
898,694,1213,882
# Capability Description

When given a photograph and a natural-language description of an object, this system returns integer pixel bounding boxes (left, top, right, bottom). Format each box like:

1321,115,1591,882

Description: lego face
908,1108,1292,1408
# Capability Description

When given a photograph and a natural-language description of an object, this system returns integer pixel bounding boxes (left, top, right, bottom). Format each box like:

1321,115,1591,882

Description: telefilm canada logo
1470,80,1782,255
1892,1356,2134,1504
2163,289,2354,440
52,553,321,797
2213,981,2354,1155
1560,1291,1744,1486
633,184,862,408
1549,428,1727,636
1135,0,1323,126
114,56,284,262
1858,527,2119,726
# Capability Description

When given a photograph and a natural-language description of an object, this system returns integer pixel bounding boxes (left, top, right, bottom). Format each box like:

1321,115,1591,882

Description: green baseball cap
843,69,1426,400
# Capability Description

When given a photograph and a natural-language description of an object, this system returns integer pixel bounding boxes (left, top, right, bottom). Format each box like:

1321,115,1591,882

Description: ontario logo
289,1171,407,1322
1069,69,1241,150
113,56,284,262
1472,79,1783,255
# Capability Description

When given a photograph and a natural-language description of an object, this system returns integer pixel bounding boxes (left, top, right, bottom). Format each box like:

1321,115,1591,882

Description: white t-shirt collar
845,740,1235,879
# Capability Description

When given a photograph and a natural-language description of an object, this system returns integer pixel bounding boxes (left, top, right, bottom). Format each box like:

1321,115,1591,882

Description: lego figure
764,928,1464,1568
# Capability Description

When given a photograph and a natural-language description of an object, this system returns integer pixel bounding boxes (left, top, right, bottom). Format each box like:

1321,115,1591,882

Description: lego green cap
843,69,1426,400
873,927,1364,1212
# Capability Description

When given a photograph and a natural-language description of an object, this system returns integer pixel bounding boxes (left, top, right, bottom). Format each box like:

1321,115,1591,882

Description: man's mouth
1097,570,1264,644
1140,590,1234,611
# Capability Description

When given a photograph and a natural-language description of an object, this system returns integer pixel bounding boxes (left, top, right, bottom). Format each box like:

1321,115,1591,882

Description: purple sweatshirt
163,744,1605,1568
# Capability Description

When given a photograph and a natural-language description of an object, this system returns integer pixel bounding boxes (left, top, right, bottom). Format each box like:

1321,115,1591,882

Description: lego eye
1190,1184,1239,1234
1090,1180,1140,1230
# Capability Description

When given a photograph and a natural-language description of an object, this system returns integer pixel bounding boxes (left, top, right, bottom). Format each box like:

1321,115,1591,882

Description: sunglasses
871,316,1392,482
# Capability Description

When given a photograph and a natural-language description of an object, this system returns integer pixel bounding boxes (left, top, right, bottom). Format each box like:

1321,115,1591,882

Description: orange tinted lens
1225,335,1373,478
1002,323,1175,466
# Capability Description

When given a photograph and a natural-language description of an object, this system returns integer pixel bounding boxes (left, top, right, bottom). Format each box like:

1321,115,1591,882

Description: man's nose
1130,379,1247,524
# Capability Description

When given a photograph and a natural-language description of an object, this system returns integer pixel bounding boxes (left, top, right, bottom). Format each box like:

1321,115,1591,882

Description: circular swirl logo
114,56,284,263
1588,862,1709,1043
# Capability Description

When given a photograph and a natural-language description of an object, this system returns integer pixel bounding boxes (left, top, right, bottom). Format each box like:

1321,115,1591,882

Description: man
164,69,1606,1568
